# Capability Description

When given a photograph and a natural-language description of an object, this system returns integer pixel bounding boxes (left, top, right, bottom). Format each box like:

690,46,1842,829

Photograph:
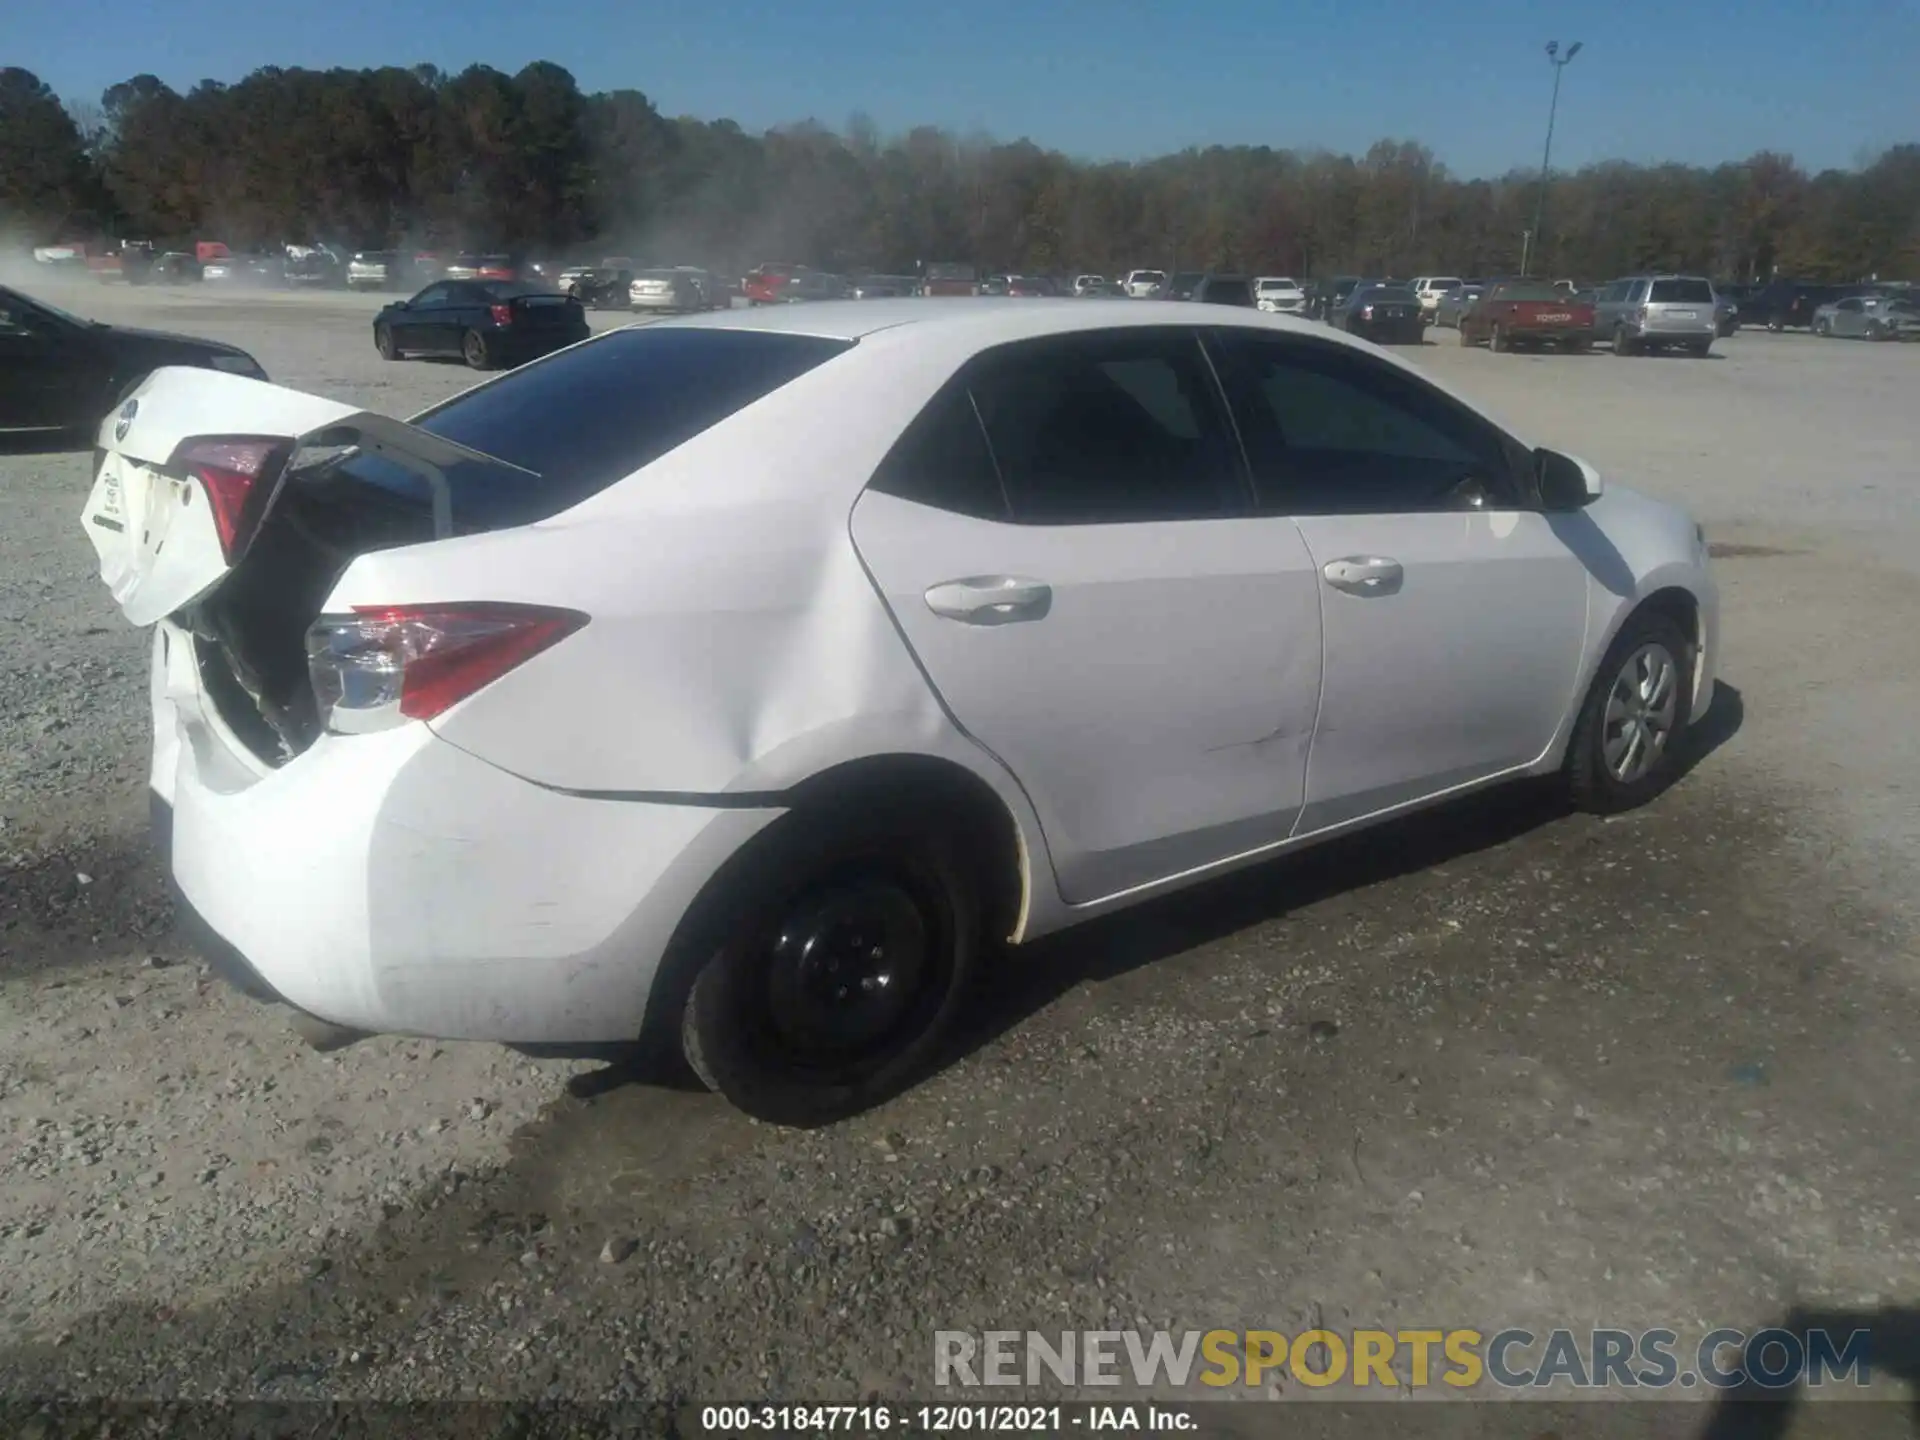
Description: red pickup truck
1459,280,1595,353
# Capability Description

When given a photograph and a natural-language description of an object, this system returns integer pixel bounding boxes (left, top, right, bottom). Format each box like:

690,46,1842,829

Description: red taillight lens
305,603,587,730
490,302,514,325
169,437,287,560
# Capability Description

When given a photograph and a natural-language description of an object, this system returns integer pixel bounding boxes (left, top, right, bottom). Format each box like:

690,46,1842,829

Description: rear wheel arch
636,752,1031,1068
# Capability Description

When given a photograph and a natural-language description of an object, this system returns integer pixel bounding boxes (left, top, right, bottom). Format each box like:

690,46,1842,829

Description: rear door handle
924,576,1053,624
1322,556,1404,595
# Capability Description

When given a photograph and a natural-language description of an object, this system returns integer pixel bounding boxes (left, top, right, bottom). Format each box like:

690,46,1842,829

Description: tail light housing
306,603,587,732
490,302,514,325
168,436,289,561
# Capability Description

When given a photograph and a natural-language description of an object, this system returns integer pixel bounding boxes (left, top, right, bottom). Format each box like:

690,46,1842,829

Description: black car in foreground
373,280,591,370
0,285,267,438
1334,283,1425,343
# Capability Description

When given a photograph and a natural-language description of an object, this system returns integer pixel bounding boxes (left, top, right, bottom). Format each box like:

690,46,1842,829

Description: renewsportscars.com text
934,1327,1873,1392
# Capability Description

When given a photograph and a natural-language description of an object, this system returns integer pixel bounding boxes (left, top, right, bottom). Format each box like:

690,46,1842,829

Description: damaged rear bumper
149,653,785,1043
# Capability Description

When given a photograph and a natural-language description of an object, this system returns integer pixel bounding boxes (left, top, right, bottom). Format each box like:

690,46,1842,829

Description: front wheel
461,328,492,370
681,806,983,1126
374,323,397,361
1564,610,1694,814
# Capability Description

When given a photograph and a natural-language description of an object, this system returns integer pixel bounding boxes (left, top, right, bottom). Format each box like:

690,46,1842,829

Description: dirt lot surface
2,282,1918,1423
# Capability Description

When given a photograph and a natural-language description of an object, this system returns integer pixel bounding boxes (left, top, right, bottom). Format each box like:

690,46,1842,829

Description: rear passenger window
966,330,1244,524
868,384,1008,520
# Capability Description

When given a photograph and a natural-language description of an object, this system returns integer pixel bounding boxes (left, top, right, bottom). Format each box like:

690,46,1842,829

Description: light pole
1524,39,1581,277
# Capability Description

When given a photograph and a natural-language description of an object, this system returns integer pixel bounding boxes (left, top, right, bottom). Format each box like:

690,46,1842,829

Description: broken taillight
305,603,587,731
168,436,289,561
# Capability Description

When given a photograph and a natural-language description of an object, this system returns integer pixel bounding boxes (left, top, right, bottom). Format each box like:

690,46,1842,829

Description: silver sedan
1812,294,1920,340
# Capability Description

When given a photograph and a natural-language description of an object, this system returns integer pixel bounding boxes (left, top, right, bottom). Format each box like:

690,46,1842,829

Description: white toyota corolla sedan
83,300,1717,1125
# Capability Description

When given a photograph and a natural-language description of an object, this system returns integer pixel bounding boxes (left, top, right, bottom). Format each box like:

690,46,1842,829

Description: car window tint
411,284,454,307
335,329,854,531
1649,279,1713,304
967,329,1243,524
1215,332,1518,515
867,383,1008,520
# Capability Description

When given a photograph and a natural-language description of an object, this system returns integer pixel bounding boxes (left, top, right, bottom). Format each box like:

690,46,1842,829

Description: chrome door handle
924,576,1053,624
1322,556,1404,595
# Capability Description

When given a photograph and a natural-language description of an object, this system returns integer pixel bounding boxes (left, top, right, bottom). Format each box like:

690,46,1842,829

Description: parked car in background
200,254,238,283
1739,280,1847,332
1459,280,1595,353
1072,275,1107,296
1005,275,1060,297
373,280,588,369
1409,276,1465,320
1161,273,1206,301
629,269,704,313
1315,276,1365,321
1713,291,1742,336
0,284,266,435
743,263,809,305
672,267,723,310
778,272,851,303
852,274,916,299
284,246,343,288
1252,277,1306,314
1332,283,1424,343
150,252,202,284
1121,269,1167,298
1193,274,1256,307
1592,276,1717,357
1076,279,1127,297
917,262,979,297
1432,282,1486,328
347,251,403,291
1813,293,1920,340
558,265,635,309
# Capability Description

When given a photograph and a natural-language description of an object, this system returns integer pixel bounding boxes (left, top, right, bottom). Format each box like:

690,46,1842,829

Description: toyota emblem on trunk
114,398,138,442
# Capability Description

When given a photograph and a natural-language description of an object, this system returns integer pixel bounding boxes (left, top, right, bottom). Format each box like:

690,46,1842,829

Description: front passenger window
1213,332,1521,515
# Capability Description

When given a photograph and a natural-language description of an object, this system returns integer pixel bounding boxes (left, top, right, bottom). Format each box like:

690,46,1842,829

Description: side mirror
1536,448,1603,510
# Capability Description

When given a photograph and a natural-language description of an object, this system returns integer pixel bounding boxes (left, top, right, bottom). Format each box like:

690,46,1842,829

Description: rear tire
1612,325,1637,356
1687,339,1712,358
1490,323,1509,353
461,328,492,370
1457,322,1475,346
1564,609,1695,815
680,803,983,1127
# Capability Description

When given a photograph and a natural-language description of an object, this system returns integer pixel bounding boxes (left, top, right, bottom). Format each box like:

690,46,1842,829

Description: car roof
634,296,1419,356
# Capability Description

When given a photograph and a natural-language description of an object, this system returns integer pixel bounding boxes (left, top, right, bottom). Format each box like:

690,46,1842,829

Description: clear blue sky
14,0,1918,177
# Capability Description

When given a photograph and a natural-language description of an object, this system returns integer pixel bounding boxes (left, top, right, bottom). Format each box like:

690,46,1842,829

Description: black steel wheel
682,806,983,1126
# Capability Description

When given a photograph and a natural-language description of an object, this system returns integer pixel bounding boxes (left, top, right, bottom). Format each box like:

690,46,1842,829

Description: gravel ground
2,283,1919,1422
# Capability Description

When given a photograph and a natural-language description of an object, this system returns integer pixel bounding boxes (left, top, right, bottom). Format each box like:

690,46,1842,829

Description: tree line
3,62,1917,283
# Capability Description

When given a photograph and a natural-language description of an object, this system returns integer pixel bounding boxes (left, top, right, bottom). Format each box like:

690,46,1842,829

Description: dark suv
1742,281,1851,332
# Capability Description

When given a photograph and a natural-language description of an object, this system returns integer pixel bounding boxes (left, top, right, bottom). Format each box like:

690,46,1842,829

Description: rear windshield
1360,286,1416,301
1256,279,1297,291
1493,282,1566,301
1134,272,1166,283
1649,279,1714,303
332,329,854,529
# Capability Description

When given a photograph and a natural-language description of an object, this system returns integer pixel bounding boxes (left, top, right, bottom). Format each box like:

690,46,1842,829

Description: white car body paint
84,302,1718,1045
